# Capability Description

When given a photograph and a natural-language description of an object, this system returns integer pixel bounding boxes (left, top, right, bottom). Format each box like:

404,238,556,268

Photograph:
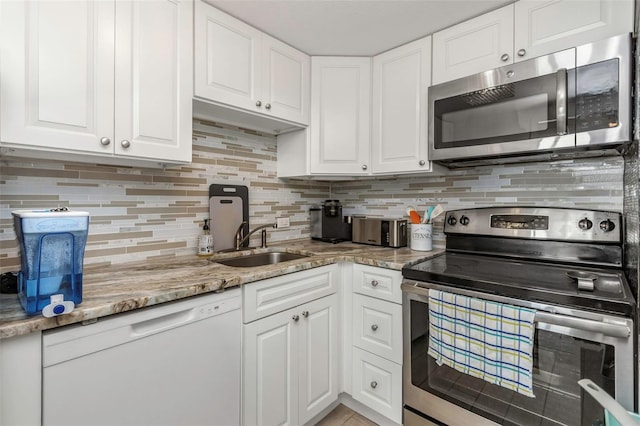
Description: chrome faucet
234,222,277,250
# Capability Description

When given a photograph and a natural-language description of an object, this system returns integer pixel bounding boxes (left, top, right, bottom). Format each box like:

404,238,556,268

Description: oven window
410,300,615,426
433,72,565,149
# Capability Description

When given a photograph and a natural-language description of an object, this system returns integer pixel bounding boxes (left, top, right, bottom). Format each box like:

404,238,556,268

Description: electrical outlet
276,217,290,228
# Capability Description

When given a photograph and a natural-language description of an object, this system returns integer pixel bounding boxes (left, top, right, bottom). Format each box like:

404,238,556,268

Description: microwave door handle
556,68,568,135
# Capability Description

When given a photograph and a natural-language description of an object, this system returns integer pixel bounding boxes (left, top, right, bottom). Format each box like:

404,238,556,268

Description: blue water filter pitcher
12,208,89,316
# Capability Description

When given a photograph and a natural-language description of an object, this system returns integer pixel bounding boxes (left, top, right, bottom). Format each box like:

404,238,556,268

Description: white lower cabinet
350,264,403,424
352,347,403,423
242,265,340,426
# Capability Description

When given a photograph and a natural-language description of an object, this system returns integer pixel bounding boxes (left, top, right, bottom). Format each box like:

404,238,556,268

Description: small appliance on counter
310,200,352,243
352,217,407,247
12,208,89,317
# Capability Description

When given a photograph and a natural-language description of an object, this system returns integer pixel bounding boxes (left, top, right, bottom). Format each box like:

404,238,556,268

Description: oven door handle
535,311,630,338
402,283,630,339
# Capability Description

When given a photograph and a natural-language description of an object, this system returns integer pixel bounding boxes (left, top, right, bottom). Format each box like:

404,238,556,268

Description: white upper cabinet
371,37,433,174
0,0,193,166
309,57,371,175
513,0,634,61
432,0,633,85
432,5,514,85
194,1,310,131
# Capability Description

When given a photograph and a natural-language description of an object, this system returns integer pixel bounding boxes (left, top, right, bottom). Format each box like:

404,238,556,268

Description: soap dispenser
198,219,214,257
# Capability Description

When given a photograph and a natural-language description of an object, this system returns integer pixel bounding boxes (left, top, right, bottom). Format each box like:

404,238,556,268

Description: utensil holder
410,224,432,251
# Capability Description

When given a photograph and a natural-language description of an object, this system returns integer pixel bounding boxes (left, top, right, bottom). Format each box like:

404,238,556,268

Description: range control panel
444,207,621,243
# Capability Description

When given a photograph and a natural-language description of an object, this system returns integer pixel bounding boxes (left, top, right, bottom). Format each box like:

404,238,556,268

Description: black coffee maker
310,200,351,243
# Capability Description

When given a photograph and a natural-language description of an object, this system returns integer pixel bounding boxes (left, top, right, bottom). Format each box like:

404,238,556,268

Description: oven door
402,282,635,426
428,48,576,162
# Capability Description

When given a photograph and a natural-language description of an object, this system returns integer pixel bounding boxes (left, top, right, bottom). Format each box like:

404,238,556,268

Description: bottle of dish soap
197,219,214,257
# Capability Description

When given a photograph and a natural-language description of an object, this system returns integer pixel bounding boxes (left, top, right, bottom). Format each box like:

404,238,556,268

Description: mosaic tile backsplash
0,119,625,273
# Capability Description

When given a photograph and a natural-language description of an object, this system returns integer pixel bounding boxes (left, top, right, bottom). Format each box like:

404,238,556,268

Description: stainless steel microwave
428,34,632,167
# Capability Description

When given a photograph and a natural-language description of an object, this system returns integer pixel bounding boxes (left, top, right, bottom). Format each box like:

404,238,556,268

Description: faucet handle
261,228,268,248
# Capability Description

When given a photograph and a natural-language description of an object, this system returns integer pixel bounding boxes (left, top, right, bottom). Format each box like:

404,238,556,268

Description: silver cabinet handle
256,100,262,107
302,311,309,318
100,137,111,146
370,381,378,389
292,315,299,322
556,69,568,136
371,324,378,331
121,140,131,149
371,280,379,287
419,160,425,166
362,164,368,170
501,53,509,62
265,103,271,110
517,49,526,57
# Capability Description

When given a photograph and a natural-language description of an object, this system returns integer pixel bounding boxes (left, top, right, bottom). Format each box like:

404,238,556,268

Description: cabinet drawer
352,347,402,424
242,264,338,323
352,264,402,303
352,294,402,364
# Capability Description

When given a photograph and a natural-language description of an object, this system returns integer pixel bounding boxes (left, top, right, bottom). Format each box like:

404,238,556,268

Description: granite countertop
0,239,442,339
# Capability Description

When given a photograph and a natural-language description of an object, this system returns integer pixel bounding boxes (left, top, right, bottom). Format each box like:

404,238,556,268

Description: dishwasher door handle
131,308,197,337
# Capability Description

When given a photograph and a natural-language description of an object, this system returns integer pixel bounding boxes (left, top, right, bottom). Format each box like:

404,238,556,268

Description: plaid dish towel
428,290,536,397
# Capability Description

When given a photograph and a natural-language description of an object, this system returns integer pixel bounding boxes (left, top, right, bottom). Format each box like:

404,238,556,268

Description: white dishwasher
42,288,241,426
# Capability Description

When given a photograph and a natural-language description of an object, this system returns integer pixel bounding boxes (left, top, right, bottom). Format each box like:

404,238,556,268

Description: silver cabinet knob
121,140,131,149
302,311,309,317
419,160,425,166
506,70,515,78
371,324,378,331
517,49,526,57
292,315,300,322
256,100,262,107
265,103,271,110
371,280,379,287
100,137,111,146
362,164,368,170
370,381,378,389
501,53,509,62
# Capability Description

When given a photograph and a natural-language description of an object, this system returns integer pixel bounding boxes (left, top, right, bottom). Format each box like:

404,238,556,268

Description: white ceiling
204,0,515,56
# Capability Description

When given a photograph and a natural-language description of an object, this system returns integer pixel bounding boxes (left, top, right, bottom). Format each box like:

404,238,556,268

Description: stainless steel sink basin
215,252,309,267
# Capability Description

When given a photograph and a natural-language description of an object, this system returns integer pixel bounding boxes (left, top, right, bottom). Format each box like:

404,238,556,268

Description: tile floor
315,404,377,426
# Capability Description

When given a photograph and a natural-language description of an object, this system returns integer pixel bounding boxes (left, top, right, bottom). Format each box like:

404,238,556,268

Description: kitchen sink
215,252,309,267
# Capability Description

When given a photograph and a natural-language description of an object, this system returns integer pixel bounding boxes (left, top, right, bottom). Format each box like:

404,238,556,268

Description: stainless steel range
402,207,636,426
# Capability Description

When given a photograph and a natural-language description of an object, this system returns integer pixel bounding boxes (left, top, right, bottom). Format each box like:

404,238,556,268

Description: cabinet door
371,37,431,174
432,4,514,84
514,0,633,62
194,1,261,112
115,0,192,163
262,35,310,125
298,294,339,424
243,308,298,426
310,57,371,175
0,0,115,153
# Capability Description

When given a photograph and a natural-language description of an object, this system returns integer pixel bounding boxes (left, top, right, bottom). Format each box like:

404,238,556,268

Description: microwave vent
462,84,515,106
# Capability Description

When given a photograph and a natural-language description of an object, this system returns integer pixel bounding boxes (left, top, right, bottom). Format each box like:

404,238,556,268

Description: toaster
351,217,407,247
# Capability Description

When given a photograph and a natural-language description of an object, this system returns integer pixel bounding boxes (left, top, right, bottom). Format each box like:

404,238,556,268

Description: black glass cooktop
402,252,635,316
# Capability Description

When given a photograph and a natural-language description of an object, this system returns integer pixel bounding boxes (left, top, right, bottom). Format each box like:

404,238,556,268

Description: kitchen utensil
429,205,445,222
209,184,249,251
406,206,421,224
423,206,435,224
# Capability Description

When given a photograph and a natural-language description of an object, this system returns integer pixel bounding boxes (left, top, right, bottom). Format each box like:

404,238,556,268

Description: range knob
459,216,470,226
578,218,593,230
447,215,457,226
599,219,616,232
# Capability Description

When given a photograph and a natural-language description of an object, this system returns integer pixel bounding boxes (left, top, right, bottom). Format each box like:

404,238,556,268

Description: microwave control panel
575,59,619,132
